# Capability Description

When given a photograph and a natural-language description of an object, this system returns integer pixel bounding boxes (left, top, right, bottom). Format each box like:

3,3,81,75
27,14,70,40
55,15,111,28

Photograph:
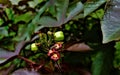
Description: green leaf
13,25,28,41
10,0,21,5
32,1,50,24
90,9,104,19
14,1,50,41
14,23,37,41
92,44,114,75
14,11,34,24
49,4,56,17
0,19,4,26
56,0,69,22
5,8,14,20
0,27,8,38
39,16,58,27
84,0,106,17
101,17,120,43
0,48,16,64
101,0,120,43
115,42,120,50
114,42,120,68
65,2,83,22
28,0,43,8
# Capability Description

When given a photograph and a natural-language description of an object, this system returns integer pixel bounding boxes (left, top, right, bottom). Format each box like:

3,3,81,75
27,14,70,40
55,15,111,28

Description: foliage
101,0,120,43
0,0,120,75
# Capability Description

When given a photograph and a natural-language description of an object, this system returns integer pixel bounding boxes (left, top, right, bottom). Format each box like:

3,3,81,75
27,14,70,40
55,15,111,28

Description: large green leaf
39,1,83,27
0,48,16,64
0,41,27,64
48,3,56,17
101,20,120,43
14,1,50,41
39,16,58,27
92,44,114,75
65,2,83,22
84,0,106,17
101,0,120,43
56,0,69,22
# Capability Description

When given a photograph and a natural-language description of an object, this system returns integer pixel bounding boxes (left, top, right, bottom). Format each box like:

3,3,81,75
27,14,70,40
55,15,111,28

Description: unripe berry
54,31,64,41
31,43,38,52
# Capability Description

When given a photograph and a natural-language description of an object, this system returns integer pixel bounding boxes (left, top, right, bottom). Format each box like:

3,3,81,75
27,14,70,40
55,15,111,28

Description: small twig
17,55,36,65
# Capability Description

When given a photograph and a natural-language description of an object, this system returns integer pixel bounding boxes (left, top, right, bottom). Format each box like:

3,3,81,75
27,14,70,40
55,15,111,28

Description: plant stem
17,55,36,64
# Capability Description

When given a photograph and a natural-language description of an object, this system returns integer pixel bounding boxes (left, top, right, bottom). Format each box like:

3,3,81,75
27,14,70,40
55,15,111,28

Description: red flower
52,42,63,50
50,53,60,61
47,49,54,56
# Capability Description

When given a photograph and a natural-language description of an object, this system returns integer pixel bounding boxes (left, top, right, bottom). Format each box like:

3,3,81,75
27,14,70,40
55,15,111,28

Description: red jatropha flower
47,49,60,61
52,42,63,50
54,44,62,49
50,53,60,61
47,49,54,56
47,42,63,61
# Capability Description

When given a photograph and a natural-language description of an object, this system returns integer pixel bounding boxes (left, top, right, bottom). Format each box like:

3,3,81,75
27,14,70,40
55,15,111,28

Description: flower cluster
47,42,63,61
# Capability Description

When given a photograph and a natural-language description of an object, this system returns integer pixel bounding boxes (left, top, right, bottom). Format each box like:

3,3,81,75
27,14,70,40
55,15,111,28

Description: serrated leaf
39,16,58,27
84,0,106,17
65,2,83,22
101,0,120,43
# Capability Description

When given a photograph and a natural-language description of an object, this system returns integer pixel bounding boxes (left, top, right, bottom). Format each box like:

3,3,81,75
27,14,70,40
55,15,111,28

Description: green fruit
31,43,38,52
54,31,64,41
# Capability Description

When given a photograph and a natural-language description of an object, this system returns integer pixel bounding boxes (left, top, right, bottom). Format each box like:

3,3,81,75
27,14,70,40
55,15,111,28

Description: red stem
17,55,36,64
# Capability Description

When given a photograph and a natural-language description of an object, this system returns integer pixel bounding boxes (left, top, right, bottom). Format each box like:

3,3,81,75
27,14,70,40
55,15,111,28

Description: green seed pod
31,43,38,52
54,31,64,41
